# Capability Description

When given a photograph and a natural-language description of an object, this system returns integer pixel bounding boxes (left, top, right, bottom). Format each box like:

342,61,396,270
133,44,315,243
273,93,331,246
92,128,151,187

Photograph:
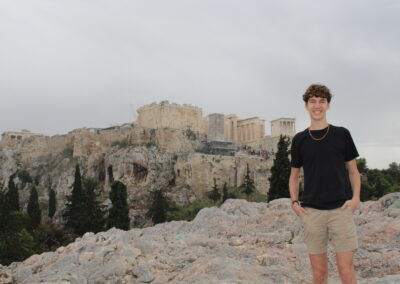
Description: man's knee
313,268,328,283
338,266,355,283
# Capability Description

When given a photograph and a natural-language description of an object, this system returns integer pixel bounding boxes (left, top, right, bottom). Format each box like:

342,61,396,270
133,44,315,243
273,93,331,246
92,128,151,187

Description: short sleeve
343,128,359,162
290,134,302,168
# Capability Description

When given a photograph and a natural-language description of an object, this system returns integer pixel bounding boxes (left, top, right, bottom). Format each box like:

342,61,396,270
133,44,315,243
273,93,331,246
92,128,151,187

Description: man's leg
336,251,357,284
309,253,328,284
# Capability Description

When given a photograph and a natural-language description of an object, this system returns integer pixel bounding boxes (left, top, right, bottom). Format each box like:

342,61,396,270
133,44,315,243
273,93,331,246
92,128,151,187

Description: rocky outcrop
0,124,272,227
175,153,272,196
0,149,18,188
3,193,399,284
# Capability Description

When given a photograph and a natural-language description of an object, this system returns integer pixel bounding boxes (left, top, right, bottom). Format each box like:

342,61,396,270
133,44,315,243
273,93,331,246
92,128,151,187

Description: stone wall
136,101,207,133
0,124,206,165
208,113,225,141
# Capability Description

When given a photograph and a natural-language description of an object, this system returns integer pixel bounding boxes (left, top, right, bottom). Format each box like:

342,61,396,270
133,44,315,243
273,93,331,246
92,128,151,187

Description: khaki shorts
300,206,358,254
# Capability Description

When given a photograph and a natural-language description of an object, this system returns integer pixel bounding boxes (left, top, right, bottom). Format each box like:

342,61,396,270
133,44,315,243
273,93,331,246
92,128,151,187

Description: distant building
1,130,44,148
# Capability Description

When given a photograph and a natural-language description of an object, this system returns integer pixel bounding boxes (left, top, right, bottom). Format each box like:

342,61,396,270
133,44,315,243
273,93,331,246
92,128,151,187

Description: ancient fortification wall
136,101,208,133
0,124,206,164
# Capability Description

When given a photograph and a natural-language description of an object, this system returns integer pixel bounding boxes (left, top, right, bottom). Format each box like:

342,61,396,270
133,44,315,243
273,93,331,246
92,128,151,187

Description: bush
111,138,130,148
166,199,213,222
61,145,73,158
145,142,157,148
185,127,197,141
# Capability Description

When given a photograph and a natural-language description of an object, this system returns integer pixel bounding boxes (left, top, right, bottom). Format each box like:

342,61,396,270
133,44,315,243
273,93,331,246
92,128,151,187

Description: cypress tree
207,179,221,202
107,181,130,230
63,164,87,235
268,135,291,202
27,185,42,230
6,174,19,212
83,178,105,233
222,182,228,203
0,191,6,231
147,189,168,224
242,164,255,196
48,187,56,218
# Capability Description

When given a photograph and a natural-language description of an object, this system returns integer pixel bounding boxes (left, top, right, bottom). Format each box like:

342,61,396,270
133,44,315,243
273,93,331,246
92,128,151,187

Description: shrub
111,138,130,148
166,199,213,222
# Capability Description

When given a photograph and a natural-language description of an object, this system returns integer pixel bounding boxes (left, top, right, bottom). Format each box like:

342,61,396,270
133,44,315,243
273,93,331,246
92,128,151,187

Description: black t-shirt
291,125,359,210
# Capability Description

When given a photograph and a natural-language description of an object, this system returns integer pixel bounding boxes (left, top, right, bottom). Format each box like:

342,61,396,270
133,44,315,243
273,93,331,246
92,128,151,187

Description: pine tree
6,174,19,212
107,181,130,230
207,179,221,202
63,164,87,235
83,178,105,233
48,187,56,218
27,186,42,230
147,189,168,224
222,182,228,203
242,164,255,196
0,191,6,231
268,135,291,202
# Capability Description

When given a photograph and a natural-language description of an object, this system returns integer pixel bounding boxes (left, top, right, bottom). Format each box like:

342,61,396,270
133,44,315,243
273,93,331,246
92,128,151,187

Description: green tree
268,135,291,202
389,184,400,194
48,186,56,218
107,181,130,230
222,182,228,203
147,189,168,224
385,162,400,184
6,174,19,212
207,179,221,202
82,178,105,233
0,211,35,265
242,164,255,196
0,191,6,231
375,176,391,198
27,186,42,230
360,181,375,201
17,169,33,184
63,165,88,235
356,158,368,174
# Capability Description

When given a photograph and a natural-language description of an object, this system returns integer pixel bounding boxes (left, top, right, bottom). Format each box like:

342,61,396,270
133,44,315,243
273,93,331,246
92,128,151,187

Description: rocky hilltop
1,193,399,284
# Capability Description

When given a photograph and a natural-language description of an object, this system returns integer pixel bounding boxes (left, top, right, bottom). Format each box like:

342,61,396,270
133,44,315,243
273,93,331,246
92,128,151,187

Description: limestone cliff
0,124,272,227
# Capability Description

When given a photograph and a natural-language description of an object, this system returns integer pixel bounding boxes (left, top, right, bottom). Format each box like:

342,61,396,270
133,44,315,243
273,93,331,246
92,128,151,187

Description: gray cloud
0,0,399,168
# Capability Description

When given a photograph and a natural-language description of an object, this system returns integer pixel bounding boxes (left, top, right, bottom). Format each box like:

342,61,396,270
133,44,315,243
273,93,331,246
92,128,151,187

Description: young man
289,84,361,284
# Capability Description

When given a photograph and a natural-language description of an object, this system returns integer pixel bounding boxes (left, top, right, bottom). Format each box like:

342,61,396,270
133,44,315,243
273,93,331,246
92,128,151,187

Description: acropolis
135,100,296,152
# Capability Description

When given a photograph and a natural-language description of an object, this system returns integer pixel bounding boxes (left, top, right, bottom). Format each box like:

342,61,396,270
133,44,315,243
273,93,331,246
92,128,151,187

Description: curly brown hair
303,84,332,103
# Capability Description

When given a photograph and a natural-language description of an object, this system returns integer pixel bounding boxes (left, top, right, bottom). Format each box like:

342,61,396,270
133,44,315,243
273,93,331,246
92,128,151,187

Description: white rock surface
2,193,400,284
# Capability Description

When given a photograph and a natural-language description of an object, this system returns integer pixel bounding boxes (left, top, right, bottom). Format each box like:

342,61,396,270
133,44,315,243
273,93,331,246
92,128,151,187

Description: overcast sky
1,0,399,169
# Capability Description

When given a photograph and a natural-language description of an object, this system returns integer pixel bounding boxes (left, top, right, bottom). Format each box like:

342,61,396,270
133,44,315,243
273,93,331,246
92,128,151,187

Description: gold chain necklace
308,125,330,141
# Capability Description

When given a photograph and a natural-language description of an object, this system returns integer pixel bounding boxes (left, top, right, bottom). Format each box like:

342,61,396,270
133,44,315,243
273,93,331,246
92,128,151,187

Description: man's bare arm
342,159,361,211
289,167,308,216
